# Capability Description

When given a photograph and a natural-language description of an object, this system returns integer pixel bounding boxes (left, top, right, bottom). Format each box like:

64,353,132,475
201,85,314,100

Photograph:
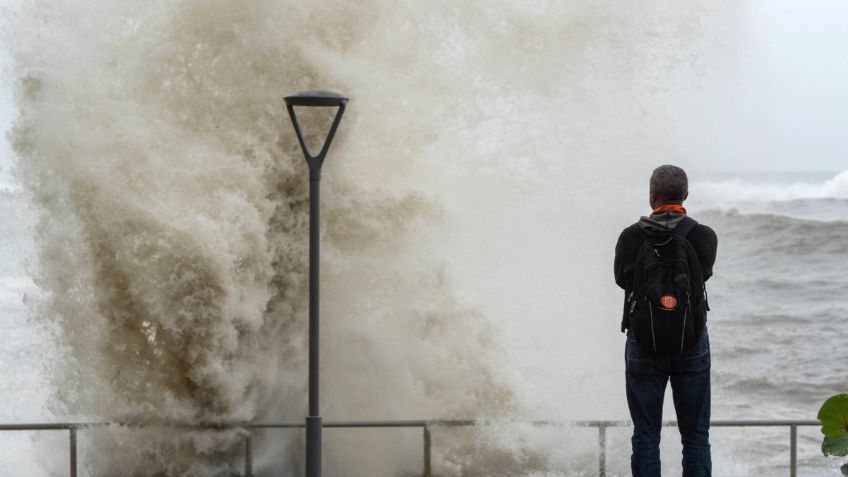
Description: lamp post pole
283,90,348,477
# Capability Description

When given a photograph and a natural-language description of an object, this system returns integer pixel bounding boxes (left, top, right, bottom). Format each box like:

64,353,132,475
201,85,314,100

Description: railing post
423,424,432,477
598,424,606,477
69,427,77,477
244,430,253,477
789,424,797,477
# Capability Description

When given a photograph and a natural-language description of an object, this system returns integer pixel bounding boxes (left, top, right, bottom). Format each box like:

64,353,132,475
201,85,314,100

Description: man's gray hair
650,165,688,204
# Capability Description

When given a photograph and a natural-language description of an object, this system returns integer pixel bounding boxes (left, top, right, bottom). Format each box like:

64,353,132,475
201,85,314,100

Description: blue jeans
625,328,711,477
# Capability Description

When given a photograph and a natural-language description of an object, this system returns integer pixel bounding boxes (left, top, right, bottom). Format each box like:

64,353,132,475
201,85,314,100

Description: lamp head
283,90,349,178
284,90,348,107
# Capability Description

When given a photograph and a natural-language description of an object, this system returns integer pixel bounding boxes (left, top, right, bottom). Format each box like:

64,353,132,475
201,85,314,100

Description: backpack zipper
647,298,657,353
680,292,690,354
627,290,637,315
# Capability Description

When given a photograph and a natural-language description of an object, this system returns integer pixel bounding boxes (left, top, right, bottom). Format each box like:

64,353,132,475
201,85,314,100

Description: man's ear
683,191,689,201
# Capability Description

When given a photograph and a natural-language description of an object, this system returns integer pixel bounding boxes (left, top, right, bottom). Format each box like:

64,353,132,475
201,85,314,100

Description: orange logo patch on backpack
660,295,678,310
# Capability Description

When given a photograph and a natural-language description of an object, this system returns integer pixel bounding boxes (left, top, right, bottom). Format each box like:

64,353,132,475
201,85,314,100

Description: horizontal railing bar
575,419,821,428
0,424,89,431
710,420,819,427
253,420,432,428
0,422,249,431
0,419,821,432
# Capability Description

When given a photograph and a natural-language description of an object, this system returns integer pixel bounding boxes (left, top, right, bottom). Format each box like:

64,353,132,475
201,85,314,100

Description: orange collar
652,204,687,214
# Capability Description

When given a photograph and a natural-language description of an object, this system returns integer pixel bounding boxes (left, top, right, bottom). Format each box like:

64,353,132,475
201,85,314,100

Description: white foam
692,170,848,204
6,0,741,474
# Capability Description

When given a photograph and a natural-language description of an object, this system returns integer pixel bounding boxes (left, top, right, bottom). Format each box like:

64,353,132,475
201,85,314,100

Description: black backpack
625,216,709,355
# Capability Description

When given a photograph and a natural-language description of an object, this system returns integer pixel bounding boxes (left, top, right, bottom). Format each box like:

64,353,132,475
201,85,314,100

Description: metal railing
0,418,821,477
575,419,821,477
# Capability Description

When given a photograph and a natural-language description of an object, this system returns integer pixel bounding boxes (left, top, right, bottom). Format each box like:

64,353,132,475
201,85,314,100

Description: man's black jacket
614,212,718,332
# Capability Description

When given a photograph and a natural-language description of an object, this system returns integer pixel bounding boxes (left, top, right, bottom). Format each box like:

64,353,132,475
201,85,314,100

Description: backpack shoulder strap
673,216,698,239
629,222,643,236
672,215,710,309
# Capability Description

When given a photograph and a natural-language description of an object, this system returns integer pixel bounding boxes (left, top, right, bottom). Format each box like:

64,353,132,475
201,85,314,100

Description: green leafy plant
818,394,848,476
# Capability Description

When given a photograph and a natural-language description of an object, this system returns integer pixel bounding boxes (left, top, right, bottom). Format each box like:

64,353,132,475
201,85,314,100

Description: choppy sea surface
0,171,846,475
669,171,846,476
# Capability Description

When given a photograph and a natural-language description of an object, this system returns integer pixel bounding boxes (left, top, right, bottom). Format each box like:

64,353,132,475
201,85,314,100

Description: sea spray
7,0,737,475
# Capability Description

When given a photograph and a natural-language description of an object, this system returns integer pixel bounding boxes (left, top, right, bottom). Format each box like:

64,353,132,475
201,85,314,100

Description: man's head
649,164,688,209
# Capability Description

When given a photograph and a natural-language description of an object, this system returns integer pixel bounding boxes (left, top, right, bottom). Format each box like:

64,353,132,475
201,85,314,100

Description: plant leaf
818,394,848,438
823,435,848,457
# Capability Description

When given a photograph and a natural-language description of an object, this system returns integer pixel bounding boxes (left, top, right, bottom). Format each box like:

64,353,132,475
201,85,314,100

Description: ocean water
2,171,846,476
1,1,845,476
684,171,847,476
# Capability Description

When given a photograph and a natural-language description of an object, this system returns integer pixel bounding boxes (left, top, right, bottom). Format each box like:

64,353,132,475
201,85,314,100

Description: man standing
614,165,718,476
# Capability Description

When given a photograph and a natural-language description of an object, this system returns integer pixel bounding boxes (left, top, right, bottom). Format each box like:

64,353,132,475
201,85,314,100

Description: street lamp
283,90,348,477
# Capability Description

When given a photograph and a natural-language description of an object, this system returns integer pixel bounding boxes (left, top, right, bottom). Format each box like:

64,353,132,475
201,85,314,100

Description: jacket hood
638,210,686,236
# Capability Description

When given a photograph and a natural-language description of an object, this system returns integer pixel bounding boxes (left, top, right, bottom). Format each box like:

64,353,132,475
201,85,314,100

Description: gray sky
1,1,846,181
675,0,848,173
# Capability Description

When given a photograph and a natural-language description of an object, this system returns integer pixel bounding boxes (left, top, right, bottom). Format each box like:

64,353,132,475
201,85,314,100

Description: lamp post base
306,416,322,477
